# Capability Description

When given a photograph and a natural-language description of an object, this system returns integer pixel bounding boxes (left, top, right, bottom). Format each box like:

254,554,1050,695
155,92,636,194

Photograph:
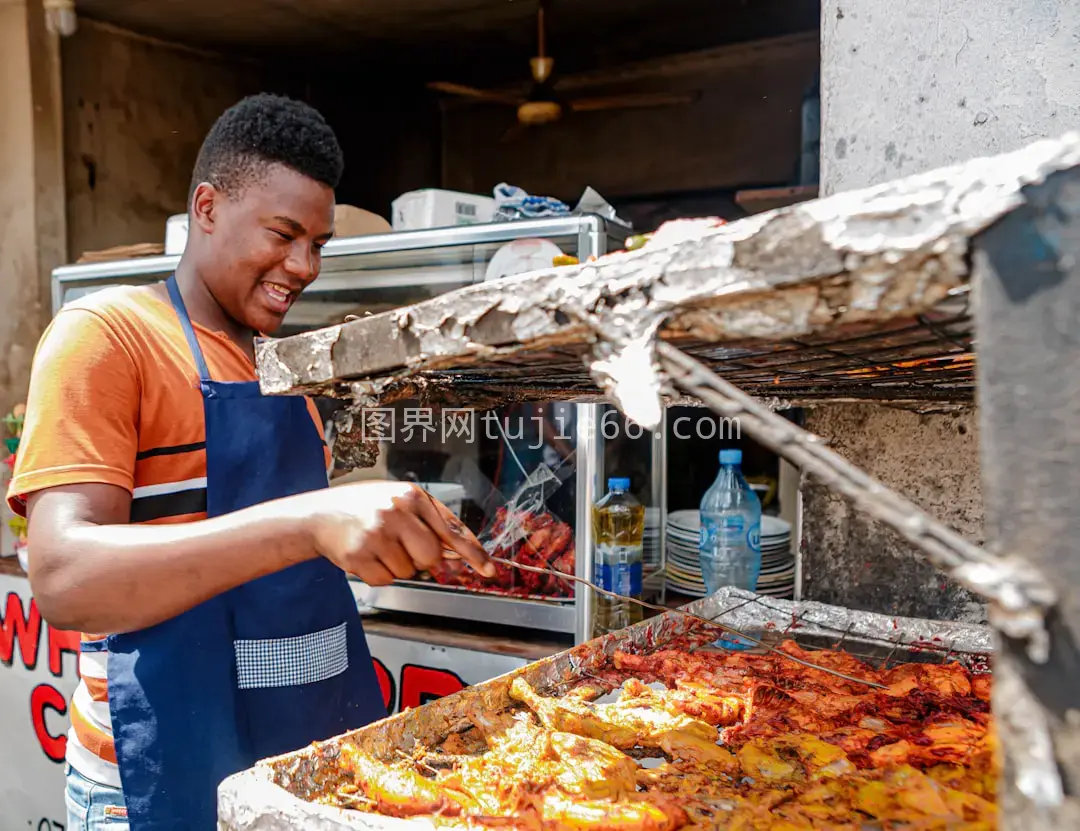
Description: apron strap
166,274,213,383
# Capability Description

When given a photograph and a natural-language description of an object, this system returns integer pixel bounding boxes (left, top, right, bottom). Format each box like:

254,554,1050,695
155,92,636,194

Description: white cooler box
392,189,495,230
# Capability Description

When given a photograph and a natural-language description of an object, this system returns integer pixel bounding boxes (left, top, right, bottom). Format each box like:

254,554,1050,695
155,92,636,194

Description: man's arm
28,480,491,634
15,307,489,634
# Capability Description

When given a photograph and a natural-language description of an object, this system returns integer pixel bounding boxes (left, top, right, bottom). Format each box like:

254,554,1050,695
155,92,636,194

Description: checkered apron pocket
234,622,349,689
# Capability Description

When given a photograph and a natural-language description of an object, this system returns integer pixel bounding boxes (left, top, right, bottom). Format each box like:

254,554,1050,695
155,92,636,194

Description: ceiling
74,0,820,82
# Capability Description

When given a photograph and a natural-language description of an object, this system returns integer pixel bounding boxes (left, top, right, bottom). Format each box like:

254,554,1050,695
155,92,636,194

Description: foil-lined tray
217,588,993,830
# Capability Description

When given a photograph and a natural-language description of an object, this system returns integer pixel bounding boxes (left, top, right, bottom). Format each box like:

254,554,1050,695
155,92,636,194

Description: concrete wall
808,0,1080,621
0,0,65,418
61,22,274,259
59,22,436,257
800,405,985,623
821,0,1080,193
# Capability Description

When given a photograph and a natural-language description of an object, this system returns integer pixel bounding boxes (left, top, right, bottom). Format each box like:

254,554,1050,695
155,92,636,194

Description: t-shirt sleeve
304,398,333,479
6,308,140,516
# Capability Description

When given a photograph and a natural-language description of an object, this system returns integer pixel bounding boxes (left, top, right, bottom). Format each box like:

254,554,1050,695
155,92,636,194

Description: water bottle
592,477,645,635
700,449,762,648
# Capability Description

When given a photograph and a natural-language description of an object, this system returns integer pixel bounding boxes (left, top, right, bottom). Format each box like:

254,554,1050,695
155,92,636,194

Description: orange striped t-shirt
7,283,330,788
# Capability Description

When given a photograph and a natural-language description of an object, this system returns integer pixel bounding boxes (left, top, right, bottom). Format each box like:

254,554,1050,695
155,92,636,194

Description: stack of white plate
644,508,661,570
664,511,794,599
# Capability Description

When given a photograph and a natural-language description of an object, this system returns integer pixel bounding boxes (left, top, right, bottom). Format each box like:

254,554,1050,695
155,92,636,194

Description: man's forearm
30,496,318,634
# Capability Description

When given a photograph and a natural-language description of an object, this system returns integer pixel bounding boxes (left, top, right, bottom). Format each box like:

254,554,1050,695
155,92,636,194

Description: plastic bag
429,464,576,598
572,186,620,223
493,183,570,222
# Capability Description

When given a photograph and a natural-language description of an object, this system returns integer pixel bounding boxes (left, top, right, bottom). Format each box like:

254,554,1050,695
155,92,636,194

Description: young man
7,94,491,830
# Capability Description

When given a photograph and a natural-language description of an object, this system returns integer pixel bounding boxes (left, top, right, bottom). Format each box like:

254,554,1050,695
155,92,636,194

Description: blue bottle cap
608,477,631,490
718,449,742,465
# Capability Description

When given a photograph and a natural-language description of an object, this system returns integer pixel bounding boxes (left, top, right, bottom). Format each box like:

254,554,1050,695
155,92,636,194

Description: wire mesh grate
700,591,988,671
403,290,974,406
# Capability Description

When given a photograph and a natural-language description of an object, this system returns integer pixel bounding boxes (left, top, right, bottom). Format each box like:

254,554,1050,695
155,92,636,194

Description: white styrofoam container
391,189,495,230
165,214,189,255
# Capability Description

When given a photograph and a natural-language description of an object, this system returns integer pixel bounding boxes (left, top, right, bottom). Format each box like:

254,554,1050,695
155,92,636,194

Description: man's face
192,163,335,333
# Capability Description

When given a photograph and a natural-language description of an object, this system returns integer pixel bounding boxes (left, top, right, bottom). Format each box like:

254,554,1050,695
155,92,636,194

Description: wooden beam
974,166,1080,827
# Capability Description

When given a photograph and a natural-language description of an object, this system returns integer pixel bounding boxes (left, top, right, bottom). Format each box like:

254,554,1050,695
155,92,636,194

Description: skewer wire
488,555,886,690
416,479,886,691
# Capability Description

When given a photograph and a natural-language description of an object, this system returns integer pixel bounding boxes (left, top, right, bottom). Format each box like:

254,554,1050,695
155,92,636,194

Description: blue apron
104,275,386,830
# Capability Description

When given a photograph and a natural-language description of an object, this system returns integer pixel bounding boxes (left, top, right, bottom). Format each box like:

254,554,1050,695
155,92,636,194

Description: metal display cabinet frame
255,135,1080,828
50,215,665,644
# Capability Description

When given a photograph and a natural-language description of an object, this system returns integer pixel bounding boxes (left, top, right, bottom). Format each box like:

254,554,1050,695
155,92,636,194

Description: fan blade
568,91,700,113
500,122,530,143
427,81,523,107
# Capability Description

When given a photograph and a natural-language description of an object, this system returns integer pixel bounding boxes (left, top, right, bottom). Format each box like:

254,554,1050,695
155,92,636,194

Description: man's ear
190,182,218,234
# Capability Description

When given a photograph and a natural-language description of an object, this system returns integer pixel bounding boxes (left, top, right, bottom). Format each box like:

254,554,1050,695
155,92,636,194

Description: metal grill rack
698,588,990,673
675,293,973,404
428,288,974,406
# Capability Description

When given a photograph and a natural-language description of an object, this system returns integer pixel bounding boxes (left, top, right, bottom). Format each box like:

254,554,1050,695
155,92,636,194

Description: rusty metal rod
654,339,1057,656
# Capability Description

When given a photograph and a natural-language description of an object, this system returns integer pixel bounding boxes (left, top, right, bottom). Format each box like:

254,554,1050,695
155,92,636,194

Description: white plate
667,541,789,552
484,239,566,282
665,577,706,595
668,566,703,578
668,538,790,553
665,565,705,581
667,545,791,561
758,569,796,586
667,511,791,539
666,585,706,598
665,556,792,574
664,560,793,576
668,540,789,555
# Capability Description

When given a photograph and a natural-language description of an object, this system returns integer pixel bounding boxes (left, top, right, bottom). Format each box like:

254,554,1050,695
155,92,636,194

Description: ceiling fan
427,0,699,128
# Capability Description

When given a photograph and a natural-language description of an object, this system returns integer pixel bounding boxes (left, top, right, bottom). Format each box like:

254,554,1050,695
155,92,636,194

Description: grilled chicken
331,640,995,831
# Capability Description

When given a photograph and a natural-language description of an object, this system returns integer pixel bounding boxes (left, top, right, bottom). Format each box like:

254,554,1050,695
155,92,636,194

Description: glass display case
51,216,666,643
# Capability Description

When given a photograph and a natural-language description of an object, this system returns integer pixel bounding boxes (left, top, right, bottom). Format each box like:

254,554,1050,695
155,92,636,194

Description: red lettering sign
400,664,465,711
372,658,395,712
48,626,80,678
31,683,67,763
1,591,42,669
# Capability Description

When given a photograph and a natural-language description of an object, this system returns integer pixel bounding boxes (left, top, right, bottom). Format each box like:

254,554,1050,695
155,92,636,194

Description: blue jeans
65,765,128,830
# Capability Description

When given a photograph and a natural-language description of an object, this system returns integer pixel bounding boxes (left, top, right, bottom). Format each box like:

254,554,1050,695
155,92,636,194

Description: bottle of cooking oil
592,477,645,635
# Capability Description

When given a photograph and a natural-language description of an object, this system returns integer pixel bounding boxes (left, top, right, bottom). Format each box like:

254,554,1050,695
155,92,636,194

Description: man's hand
305,481,493,586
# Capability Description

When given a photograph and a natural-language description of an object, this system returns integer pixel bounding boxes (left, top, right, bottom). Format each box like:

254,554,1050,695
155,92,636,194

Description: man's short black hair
190,93,343,201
